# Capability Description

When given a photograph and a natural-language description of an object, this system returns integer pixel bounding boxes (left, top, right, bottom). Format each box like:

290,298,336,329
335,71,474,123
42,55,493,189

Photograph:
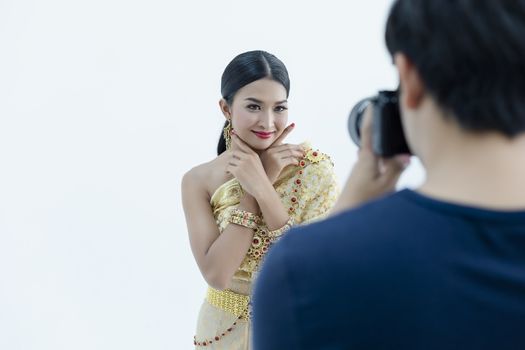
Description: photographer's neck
419,127,525,210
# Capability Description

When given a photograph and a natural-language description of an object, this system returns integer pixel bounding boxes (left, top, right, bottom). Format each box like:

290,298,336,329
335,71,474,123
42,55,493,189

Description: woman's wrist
250,179,275,204
253,186,290,230
238,193,259,214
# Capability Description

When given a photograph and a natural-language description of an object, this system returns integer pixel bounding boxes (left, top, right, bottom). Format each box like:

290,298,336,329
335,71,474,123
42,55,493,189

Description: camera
347,90,411,157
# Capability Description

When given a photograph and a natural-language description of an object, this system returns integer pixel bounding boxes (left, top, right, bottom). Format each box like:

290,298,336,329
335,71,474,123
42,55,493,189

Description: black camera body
347,90,411,157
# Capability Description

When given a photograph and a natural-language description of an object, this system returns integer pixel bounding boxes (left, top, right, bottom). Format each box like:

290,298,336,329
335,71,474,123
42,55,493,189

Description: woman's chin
247,138,274,151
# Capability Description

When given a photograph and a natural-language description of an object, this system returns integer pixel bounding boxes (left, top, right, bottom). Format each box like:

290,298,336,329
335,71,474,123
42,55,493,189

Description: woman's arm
182,170,260,290
250,180,290,231
228,134,291,231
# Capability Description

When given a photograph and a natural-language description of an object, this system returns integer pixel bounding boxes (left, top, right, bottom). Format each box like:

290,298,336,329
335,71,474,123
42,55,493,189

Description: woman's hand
259,123,305,184
226,134,272,198
332,106,411,214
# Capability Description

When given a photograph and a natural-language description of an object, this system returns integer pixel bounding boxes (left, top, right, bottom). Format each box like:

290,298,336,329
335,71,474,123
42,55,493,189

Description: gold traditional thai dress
193,144,339,349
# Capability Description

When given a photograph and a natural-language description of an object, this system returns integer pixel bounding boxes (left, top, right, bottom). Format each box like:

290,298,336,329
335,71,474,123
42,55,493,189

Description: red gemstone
203,341,207,346
296,179,301,185
253,238,259,244
294,189,298,192
300,161,305,166
215,336,220,341
291,197,297,202
313,151,318,156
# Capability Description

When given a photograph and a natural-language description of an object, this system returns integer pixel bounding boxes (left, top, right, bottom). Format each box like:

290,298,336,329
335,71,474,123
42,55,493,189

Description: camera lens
347,90,410,156
347,97,373,147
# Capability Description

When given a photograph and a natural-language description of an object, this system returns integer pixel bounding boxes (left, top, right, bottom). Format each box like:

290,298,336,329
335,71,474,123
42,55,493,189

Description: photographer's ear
395,53,425,109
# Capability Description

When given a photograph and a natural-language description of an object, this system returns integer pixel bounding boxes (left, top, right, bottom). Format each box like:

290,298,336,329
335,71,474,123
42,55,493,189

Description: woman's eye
275,106,288,112
246,104,261,111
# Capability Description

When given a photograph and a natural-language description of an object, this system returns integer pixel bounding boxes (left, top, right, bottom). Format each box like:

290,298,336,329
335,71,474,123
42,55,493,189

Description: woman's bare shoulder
182,159,215,191
184,161,210,180
182,155,230,198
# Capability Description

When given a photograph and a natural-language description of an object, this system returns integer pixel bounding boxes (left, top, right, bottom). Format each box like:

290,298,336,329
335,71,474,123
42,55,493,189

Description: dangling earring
223,119,232,150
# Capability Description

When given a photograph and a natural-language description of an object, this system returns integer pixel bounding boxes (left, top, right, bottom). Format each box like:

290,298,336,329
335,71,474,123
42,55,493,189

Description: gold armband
267,217,295,240
228,208,262,230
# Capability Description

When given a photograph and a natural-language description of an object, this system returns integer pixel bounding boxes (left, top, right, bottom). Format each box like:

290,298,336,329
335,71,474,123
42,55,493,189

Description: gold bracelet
267,217,294,240
228,208,262,230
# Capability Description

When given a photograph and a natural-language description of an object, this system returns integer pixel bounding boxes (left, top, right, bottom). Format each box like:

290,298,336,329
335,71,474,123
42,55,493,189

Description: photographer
252,1,525,349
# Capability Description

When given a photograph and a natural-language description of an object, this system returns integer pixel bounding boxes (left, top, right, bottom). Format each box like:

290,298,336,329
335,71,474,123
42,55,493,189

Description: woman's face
225,78,289,151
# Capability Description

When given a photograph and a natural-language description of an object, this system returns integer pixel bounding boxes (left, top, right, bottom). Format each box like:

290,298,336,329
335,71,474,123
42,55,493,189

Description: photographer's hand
331,106,410,215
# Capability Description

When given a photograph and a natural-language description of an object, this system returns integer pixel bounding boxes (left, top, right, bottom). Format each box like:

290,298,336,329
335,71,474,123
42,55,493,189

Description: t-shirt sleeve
252,239,301,349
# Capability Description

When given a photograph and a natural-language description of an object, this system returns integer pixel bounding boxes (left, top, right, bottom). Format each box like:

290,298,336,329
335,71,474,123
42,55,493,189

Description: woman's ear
395,53,425,109
219,99,231,120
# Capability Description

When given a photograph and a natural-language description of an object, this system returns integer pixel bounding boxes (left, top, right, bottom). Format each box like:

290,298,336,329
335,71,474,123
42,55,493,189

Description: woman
181,50,339,349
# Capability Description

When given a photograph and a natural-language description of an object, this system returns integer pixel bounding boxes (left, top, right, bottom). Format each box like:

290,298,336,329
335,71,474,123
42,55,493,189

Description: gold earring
223,119,232,150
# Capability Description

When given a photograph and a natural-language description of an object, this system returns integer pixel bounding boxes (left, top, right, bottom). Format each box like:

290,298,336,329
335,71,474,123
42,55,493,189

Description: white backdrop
0,1,424,349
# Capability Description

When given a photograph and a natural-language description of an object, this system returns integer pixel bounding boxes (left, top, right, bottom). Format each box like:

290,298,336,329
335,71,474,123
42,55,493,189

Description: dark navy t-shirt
253,189,525,350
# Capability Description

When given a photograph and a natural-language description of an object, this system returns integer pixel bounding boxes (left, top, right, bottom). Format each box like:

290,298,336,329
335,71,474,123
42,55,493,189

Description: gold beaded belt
206,287,251,320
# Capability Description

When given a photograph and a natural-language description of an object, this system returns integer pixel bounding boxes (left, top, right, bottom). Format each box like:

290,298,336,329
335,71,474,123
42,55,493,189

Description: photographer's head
385,0,525,160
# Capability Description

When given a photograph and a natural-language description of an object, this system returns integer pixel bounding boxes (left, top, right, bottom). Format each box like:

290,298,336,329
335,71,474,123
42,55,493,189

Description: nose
258,110,275,130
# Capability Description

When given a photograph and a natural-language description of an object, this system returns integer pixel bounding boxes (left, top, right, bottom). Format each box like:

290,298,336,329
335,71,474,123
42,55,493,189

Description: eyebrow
244,97,288,104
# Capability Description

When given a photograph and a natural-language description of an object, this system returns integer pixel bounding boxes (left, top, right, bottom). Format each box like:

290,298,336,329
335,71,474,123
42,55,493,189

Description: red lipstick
252,131,274,139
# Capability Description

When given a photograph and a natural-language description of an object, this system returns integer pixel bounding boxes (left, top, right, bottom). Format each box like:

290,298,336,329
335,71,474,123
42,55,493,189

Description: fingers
283,148,305,161
225,163,234,175
268,145,304,167
379,155,411,189
231,150,242,161
270,123,295,147
231,134,253,154
271,144,305,156
280,156,302,168
360,105,374,152
357,105,380,175
227,150,243,171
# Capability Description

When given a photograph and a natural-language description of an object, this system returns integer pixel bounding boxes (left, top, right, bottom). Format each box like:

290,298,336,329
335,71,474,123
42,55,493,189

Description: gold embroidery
195,288,251,347
206,287,250,320
197,143,339,347
305,148,327,163
267,216,295,241
211,143,339,278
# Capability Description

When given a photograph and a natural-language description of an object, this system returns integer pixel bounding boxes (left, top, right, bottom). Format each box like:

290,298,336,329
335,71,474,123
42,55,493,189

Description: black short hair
385,0,525,137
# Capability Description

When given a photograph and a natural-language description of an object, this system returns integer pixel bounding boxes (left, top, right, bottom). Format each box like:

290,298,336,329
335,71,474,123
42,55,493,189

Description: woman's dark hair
217,51,290,155
385,0,525,137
